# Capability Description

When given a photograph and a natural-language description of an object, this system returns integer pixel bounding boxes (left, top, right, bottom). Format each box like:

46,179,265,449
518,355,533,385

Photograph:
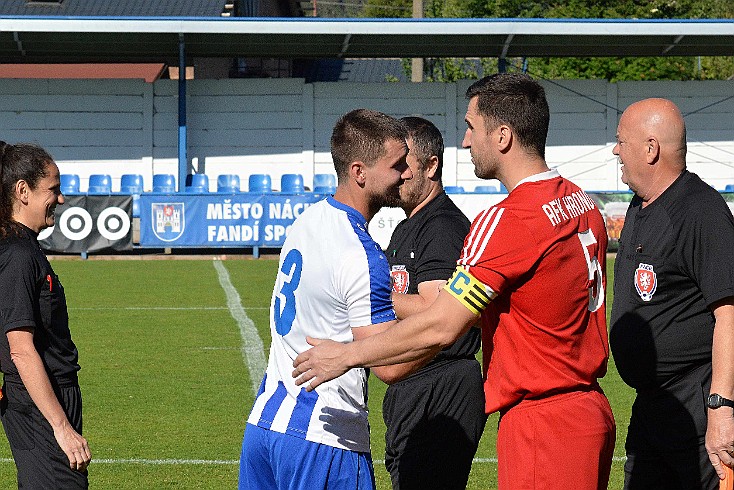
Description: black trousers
1,381,88,489
382,358,487,490
624,364,717,490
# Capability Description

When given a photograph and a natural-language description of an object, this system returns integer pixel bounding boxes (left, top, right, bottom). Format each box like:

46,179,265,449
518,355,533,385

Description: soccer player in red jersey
293,73,616,489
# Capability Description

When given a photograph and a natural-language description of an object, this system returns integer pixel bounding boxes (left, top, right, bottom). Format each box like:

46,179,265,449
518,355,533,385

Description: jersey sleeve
0,244,40,334
458,206,540,295
338,245,396,328
679,196,734,307
414,213,469,285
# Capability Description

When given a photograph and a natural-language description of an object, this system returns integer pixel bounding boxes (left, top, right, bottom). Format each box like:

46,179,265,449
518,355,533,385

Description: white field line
0,457,629,465
213,259,267,395
67,307,269,311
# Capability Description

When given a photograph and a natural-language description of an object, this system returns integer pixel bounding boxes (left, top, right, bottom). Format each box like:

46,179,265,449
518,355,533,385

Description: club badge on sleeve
391,265,409,294
634,263,657,302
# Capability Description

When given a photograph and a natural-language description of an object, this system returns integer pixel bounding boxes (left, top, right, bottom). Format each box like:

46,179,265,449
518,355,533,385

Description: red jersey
458,170,609,414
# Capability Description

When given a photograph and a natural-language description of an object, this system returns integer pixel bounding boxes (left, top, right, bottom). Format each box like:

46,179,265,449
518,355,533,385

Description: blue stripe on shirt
286,388,319,439
258,380,288,429
327,197,396,325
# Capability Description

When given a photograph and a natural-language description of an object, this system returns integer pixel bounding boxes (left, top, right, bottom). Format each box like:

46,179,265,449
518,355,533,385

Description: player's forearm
346,329,441,369
294,292,477,390
348,303,464,368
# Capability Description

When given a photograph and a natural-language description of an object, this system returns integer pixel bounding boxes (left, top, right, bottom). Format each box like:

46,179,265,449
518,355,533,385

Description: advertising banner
139,193,325,248
137,191,734,252
40,195,133,253
588,192,634,252
371,192,637,252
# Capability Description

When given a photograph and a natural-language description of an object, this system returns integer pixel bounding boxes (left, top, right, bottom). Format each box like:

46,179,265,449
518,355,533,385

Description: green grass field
0,256,633,489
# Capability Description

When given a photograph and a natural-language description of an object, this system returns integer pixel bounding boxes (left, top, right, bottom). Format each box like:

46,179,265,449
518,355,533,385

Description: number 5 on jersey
275,249,303,336
578,229,604,312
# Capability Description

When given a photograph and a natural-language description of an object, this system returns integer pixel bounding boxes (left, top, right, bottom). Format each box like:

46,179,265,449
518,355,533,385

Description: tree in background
359,0,734,81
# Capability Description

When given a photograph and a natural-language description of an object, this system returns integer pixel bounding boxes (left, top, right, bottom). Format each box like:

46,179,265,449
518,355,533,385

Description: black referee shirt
0,223,80,383
387,191,480,369
610,170,734,392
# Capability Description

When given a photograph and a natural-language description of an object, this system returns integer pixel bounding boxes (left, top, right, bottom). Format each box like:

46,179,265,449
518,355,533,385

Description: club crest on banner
391,265,409,294
634,263,657,302
152,203,185,242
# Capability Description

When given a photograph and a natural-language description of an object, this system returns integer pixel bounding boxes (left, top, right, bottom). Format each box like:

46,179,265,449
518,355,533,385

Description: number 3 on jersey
578,229,604,312
275,249,303,335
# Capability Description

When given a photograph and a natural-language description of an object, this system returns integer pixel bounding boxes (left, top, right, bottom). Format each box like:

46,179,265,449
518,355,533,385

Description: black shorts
1,380,88,489
382,358,487,490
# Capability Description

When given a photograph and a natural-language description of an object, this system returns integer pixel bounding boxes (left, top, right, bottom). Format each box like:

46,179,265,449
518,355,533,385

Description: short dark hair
331,109,408,181
466,73,549,158
400,116,444,180
0,142,54,235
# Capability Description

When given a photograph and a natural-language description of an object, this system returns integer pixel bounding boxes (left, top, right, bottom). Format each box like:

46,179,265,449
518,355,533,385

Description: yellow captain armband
443,266,496,315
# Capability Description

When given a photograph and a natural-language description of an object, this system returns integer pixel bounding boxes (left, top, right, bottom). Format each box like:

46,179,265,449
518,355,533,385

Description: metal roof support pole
499,34,513,74
178,33,188,193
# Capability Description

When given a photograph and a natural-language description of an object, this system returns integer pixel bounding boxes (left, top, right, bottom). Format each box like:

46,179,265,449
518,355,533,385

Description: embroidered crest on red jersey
391,265,409,294
634,263,657,302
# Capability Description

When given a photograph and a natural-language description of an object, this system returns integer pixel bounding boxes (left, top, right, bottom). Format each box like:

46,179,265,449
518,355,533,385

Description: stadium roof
1,17,734,64
0,0,228,17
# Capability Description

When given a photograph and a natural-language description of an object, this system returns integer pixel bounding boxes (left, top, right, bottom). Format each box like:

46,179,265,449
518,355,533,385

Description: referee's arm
391,279,445,320
706,297,734,479
7,327,92,471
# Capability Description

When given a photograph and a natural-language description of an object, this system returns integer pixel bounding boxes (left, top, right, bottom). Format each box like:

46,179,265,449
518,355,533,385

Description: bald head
614,98,689,203
620,98,687,168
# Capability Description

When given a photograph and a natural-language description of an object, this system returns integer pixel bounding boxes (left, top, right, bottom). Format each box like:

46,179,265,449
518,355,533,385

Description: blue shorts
239,423,375,490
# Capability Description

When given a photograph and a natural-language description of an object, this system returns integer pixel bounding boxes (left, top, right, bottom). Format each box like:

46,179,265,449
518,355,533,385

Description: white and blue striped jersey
247,196,396,453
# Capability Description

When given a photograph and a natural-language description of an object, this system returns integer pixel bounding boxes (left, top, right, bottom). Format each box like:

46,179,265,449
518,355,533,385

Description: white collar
515,169,560,188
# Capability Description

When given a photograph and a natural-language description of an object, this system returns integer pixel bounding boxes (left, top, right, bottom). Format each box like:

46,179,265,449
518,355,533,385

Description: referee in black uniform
384,117,487,490
0,142,91,488
610,99,734,489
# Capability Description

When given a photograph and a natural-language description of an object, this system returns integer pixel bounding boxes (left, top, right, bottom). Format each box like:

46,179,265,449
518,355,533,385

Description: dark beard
367,189,403,217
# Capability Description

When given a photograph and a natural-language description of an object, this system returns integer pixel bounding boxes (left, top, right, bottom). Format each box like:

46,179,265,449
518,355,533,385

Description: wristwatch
707,393,734,409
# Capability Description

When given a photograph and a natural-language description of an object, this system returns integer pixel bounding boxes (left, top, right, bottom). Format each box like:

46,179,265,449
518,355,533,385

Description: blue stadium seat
120,174,144,194
444,186,465,194
725,184,734,192
473,185,499,193
313,173,336,194
281,173,305,194
217,174,241,193
60,174,80,194
120,174,144,218
185,174,209,193
153,174,176,193
87,174,112,194
248,174,272,193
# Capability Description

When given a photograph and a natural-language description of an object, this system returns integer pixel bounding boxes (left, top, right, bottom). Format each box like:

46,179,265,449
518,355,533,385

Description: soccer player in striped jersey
294,74,616,490
239,109,419,490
